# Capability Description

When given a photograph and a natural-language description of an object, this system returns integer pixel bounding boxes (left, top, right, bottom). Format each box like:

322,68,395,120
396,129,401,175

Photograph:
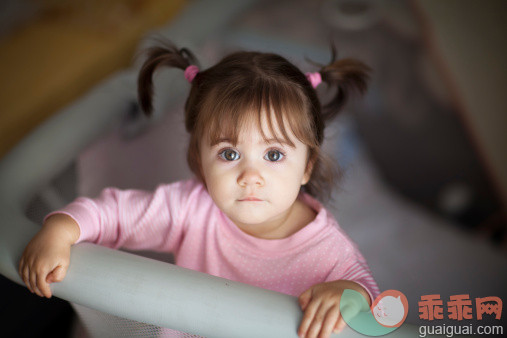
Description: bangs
196,79,318,148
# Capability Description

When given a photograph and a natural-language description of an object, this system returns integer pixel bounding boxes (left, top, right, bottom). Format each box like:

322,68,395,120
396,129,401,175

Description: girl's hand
298,280,371,338
18,214,80,298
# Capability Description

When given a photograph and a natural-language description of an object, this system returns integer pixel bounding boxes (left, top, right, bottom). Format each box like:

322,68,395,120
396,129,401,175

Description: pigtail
318,44,371,121
137,40,198,116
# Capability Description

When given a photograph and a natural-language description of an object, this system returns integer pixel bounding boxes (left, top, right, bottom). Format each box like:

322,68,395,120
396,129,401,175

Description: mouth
238,197,263,202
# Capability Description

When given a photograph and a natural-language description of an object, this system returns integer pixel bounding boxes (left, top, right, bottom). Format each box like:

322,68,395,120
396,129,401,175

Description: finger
299,298,322,338
318,305,340,338
306,302,330,338
18,257,24,277
299,288,312,310
39,280,52,298
34,270,48,297
19,259,26,284
34,265,51,297
37,268,53,298
21,265,32,293
333,317,347,334
31,271,43,297
29,266,39,295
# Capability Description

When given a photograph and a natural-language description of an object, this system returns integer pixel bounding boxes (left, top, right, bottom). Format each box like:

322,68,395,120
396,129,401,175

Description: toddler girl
19,41,379,338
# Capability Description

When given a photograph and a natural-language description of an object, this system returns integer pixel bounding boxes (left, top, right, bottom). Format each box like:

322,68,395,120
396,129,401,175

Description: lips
238,197,263,202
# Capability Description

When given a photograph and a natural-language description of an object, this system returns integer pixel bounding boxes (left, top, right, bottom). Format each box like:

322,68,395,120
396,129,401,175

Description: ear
301,155,315,186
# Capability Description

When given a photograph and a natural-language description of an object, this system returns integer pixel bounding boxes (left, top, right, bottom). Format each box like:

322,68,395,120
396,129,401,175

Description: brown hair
138,40,370,201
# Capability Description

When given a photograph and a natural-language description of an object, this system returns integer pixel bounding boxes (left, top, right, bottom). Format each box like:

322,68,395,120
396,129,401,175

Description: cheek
269,166,305,199
203,161,236,184
283,158,310,186
202,163,236,199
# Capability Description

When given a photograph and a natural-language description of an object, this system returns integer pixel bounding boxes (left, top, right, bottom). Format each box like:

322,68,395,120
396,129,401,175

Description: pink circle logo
372,290,409,328
341,288,409,336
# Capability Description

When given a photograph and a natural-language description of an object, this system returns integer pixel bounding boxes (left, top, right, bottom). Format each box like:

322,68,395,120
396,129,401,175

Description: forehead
206,107,298,147
195,79,318,150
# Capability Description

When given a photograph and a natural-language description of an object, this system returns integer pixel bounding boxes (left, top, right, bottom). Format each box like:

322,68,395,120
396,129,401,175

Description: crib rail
0,1,422,336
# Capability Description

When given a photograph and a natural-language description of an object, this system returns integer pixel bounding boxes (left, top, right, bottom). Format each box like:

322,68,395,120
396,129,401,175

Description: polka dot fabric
48,179,379,302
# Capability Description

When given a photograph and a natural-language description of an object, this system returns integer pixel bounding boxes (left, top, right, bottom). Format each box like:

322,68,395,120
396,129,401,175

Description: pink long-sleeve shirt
49,179,379,300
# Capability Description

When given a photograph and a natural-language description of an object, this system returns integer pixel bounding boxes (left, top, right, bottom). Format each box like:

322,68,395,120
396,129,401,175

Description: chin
231,214,268,226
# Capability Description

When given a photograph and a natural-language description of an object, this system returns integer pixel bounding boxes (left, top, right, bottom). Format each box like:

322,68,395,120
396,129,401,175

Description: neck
234,199,317,240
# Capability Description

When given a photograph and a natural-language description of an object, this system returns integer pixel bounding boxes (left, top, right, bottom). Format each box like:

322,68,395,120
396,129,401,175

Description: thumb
46,265,67,283
298,288,312,310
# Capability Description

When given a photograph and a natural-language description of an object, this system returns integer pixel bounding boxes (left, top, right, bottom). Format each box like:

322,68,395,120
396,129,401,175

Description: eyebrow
211,137,295,148
264,138,295,148
210,138,234,147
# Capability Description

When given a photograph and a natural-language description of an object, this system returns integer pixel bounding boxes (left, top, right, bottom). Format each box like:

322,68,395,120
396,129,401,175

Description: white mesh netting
72,303,201,338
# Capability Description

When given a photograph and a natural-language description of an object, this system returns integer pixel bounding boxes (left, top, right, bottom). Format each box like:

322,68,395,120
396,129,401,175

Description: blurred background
1,0,506,336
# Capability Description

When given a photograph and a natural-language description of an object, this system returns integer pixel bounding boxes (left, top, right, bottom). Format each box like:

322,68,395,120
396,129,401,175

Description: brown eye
264,150,284,162
219,149,240,161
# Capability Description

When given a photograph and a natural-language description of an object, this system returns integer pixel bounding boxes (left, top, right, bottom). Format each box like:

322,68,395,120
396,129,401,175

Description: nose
237,166,264,188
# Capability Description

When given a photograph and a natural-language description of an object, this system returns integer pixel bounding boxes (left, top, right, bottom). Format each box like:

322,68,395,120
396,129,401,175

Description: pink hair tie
184,65,199,83
305,72,322,89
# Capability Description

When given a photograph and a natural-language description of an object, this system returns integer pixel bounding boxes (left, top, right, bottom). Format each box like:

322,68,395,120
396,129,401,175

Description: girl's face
200,110,312,238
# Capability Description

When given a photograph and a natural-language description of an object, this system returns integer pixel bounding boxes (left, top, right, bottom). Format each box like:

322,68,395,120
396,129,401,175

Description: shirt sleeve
325,244,380,304
44,180,192,252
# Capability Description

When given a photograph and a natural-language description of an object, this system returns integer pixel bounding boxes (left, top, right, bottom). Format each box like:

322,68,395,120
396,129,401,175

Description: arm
50,184,182,250
18,180,193,298
298,237,379,338
18,213,80,298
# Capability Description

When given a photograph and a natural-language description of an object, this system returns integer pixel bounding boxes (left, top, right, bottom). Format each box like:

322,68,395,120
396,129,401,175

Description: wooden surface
414,0,507,209
0,0,187,159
